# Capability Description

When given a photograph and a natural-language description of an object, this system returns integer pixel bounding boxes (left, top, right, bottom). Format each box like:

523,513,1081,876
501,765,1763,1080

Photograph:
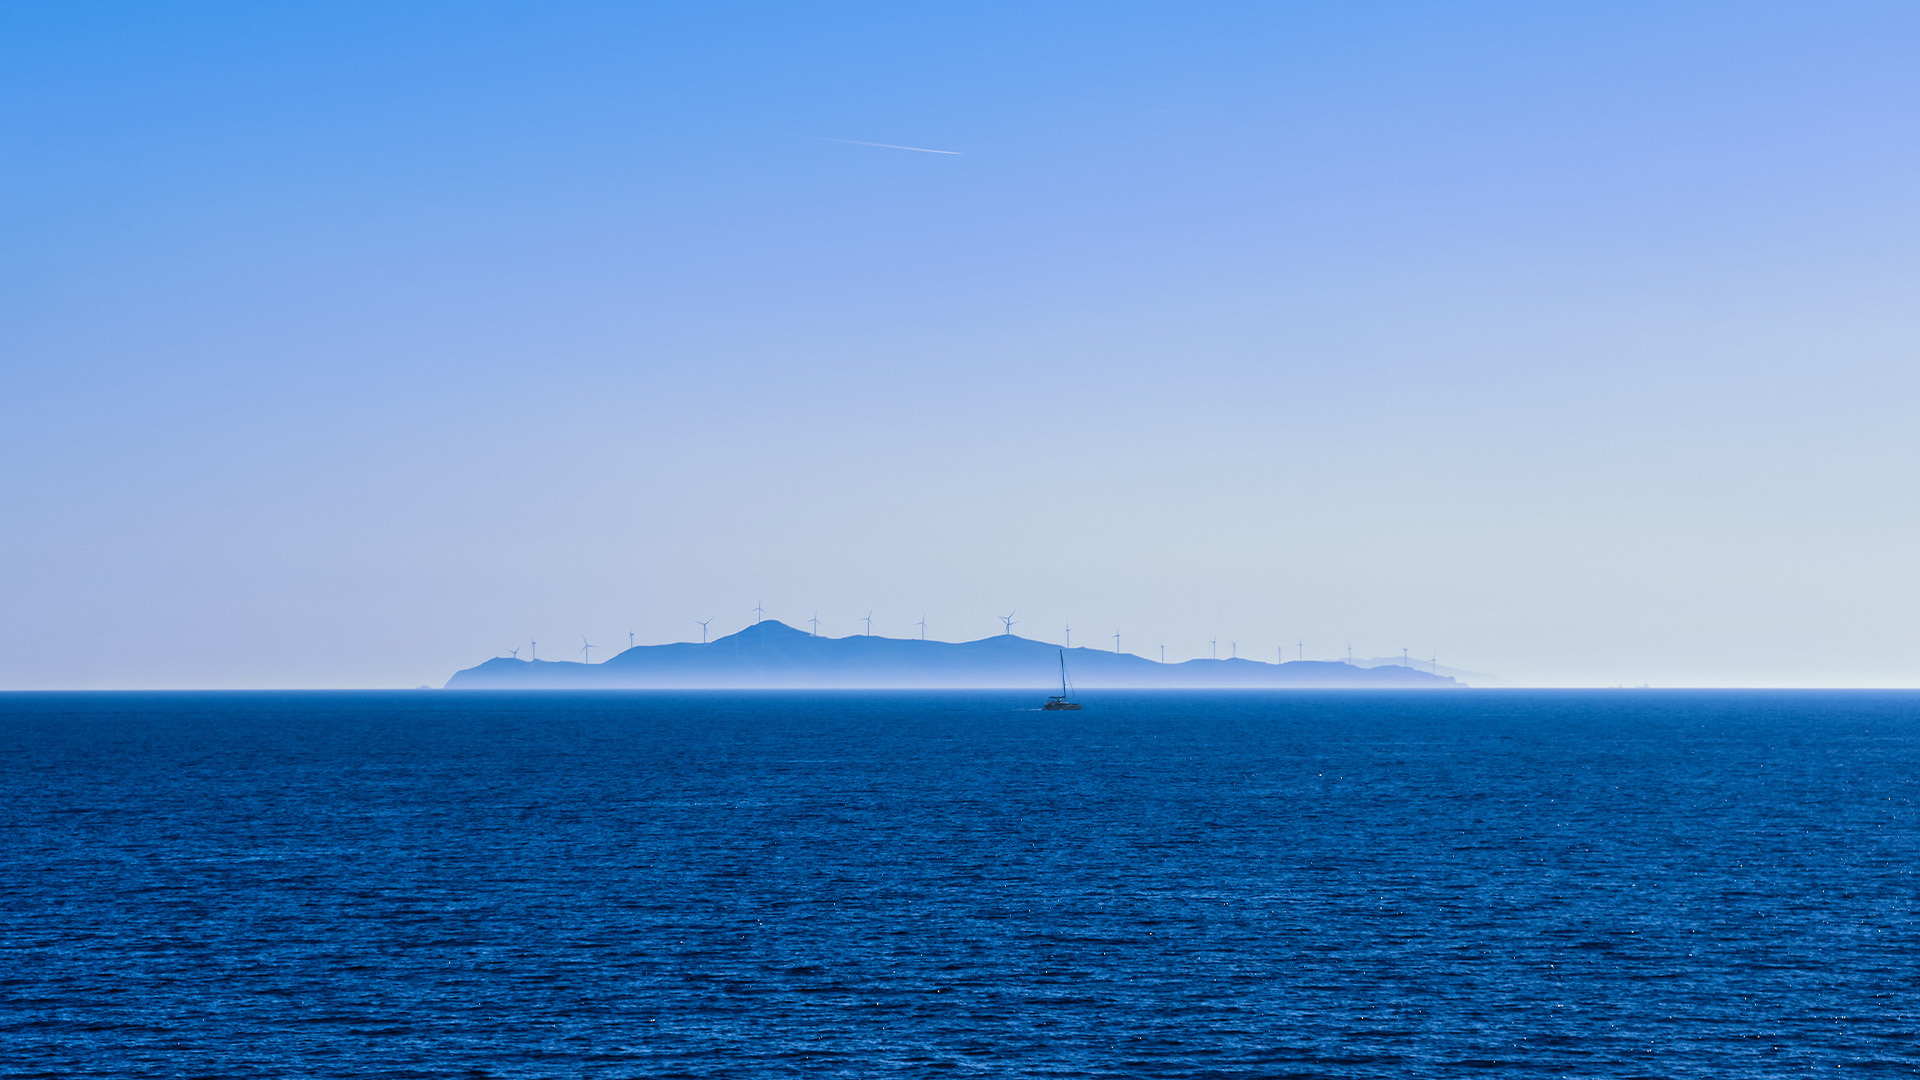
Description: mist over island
445,620,1464,690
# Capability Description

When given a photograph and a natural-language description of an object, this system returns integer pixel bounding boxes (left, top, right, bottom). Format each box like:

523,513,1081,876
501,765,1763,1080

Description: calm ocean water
3,690,1917,1077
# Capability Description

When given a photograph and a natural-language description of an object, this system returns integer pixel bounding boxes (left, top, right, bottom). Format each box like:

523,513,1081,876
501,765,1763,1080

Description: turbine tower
1112,631,1121,654
752,601,765,624
1297,640,1303,662
1210,638,1218,660
508,647,520,660
1000,612,1017,636
1064,623,1072,648
860,611,873,636
917,615,927,640
1160,644,1166,664
531,641,537,661
581,637,595,664
808,613,821,636
696,619,712,644
1230,641,1237,659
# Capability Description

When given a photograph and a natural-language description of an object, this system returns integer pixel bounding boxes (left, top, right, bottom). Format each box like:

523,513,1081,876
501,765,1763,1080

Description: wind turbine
1402,646,1409,667
1230,641,1237,659
752,601,765,624
696,619,712,644
860,611,873,636
1431,654,1439,674
1160,644,1166,664
531,641,537,661
1112,631,1121,654
1210,638,1218,660
1000,612,1016,636
508,647,520,660
1297,640,1303,662
808,613,821,637
917,615,927,640
581,637,595,664
628,632,634,650
1064,623,1072,648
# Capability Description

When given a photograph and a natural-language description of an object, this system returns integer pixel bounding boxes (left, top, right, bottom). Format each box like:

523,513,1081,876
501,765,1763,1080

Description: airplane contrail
820,137,961,155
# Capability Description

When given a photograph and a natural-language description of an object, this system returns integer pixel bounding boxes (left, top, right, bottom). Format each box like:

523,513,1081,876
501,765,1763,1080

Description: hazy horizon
5,3,1917,691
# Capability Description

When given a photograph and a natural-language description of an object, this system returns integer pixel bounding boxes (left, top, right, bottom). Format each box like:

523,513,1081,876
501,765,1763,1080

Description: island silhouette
445,621,1463,689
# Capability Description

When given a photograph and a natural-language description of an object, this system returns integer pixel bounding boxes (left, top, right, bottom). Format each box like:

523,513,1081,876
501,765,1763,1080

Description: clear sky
4,2,1917,688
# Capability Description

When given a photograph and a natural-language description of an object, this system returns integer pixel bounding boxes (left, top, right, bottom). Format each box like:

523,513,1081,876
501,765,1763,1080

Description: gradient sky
4,2,1917,688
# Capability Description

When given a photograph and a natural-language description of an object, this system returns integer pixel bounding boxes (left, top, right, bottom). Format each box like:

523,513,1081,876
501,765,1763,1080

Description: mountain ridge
445,620,1465,689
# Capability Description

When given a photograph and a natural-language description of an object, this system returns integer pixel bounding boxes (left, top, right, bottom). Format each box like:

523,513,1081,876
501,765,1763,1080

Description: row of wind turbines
506,604,1445,674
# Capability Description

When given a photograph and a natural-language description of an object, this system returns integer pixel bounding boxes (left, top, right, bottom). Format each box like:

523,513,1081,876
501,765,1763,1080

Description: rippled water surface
4,690,1918,1077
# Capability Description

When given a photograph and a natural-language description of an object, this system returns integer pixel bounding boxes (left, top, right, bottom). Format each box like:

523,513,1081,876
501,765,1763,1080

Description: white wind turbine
1000,612,1017,636
580,637,595,664
696,619,712,644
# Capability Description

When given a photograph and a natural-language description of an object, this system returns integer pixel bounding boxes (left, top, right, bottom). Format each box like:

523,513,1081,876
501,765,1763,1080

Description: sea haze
4,690,1917,1076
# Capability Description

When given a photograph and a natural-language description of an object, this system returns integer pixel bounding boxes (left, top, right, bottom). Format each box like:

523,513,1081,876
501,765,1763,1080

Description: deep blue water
3,690,1918,1077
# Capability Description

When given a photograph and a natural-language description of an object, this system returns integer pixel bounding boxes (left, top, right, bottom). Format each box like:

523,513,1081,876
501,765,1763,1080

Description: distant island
445,621,1464,689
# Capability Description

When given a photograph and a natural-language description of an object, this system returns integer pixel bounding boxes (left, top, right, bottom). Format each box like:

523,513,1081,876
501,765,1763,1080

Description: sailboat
1043,649,1082,710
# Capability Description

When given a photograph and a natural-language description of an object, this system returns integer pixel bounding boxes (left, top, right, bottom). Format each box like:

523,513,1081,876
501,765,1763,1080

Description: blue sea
3,690,1917,1077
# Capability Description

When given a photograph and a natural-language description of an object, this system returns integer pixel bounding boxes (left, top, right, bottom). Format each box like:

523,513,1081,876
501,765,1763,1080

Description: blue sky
4,2,1917,687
